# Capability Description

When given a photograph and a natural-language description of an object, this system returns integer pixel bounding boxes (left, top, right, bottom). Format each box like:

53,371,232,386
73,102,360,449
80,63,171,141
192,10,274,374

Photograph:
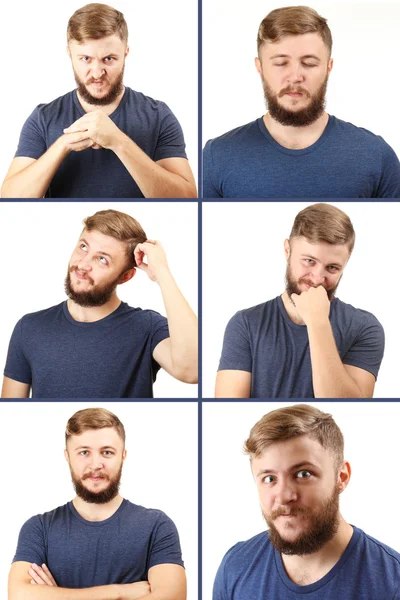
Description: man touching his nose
215,203,384,398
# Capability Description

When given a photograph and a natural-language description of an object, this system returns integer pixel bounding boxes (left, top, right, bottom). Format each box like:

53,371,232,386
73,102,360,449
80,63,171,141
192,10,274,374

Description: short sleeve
154,103,187,162
4,319,32,384
212,553,230,600
15,106,47,159
203,140,222,198
218,311,252,372
376,141,400,198
342,314,385,379
148,512,184,571
12,516,47,565
150,311,170,354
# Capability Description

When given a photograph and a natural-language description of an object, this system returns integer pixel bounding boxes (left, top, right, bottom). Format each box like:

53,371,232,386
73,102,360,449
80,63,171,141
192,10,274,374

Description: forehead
76,228,126,257
260,32,329,61
290,237,350,265
251,435,331,475
68,427,123,449
69,34,126,56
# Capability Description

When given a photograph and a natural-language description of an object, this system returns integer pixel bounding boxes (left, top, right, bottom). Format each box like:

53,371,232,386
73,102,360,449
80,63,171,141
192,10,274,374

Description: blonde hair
289,203,355,253
66,408,126,445
67,3,128,43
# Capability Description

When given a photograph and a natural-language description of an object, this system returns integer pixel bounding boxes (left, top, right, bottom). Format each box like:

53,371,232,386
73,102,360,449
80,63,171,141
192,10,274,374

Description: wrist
154,264,172,285
306,314,330,330
110,130,130,154
55,135,71,157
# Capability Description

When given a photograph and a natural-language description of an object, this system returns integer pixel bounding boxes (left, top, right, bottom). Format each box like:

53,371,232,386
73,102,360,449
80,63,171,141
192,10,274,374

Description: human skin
215,236,375,398
1,228,198,398
1,35,196,198
251,434,353,585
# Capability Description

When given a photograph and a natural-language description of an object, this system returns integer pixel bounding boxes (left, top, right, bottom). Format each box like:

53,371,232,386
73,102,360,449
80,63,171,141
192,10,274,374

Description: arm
1,134,98,198
134,564,186,600
9,562,150,600
215,370,251,398
291,286,375,398
1,376,30,398
135,241,198,384
63,112,197,198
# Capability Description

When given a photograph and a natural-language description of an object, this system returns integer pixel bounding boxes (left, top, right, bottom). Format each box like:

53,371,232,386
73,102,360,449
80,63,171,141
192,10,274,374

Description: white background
0,202,198,399
0,401,198,599
202,401,400,599
0,0,198,187
203,1,400,157
202,201,400,398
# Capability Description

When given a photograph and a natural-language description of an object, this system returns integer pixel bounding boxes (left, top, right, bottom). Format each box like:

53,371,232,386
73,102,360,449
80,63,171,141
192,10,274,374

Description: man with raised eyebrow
213,404,400,599
203,5,400,198
8,407,187,600
1,3,197,198
215,203,384,398
1,209,198,398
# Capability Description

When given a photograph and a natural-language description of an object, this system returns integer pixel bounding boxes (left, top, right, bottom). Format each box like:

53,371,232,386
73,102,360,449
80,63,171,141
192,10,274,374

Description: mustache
82,472,109,480
86,76,109,84
279,86,311,98
271,506,310,519
69,265,94,285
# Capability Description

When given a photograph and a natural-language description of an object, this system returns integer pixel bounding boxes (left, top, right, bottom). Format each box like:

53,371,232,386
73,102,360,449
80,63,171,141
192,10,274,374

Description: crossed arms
8,561,186,600
1,110,197,198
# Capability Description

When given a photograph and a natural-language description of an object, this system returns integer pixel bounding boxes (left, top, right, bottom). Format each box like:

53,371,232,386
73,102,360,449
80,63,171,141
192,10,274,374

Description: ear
64,448,70,464
255,57,262,75
337,460,351,494
122,449,127,462
67,46,71,59
328,57,333,75
118,268,136,285
284,239,291,261
125,45,130,58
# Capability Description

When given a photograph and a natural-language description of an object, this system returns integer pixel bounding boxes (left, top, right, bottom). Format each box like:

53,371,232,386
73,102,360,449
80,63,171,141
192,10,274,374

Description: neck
67,294,121,323
72,493,123,522
281,291,305,325
281,517,353,586
264,111,329,150
76,85,125,116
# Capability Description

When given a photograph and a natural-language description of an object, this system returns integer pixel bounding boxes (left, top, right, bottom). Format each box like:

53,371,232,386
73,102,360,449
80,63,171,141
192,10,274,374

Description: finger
28,567,45,585
30,579,36,584
42,564,57,586
136,262,148,272
145,239,157,245
65,131,91,144
134,245,145,263
68,140,96,153
31,563,54,586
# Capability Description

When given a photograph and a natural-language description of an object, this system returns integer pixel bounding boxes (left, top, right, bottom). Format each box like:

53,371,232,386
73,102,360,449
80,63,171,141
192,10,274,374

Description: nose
90,61,106,80
274,478,298,505
286,63,305,85
76,257,92,272
90,457,104,470
309,266,326,286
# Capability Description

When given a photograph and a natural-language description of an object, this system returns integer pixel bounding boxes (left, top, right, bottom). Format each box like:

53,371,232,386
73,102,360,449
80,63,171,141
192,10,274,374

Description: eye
99,256,108,265
303,63,318,68
304,258,315,265
103,451,114,456
273,62,287,67
81,56,90,63
79,450,89,456
328,266,339,272
296,470,312,479
262,475,275,484
104,57,115,63
79,243,88,251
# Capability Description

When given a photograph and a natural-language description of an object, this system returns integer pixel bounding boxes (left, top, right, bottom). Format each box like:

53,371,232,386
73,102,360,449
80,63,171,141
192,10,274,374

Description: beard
262,73,329,127
285,260,340,302
74,65,125,106
70,463,123,504
65,266,122,307
264,486,340,555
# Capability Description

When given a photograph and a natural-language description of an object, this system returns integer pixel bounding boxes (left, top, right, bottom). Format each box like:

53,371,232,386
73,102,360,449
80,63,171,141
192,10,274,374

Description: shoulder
29,91,76,119
331,116,396,155
332,299,384,333
18,303,65,327
124,87,175,117
358,528,400,576
123,500,177,529
229,298,280,327
19,503,69,532
204,120,260,152
220,531,271,570
119,303,167,324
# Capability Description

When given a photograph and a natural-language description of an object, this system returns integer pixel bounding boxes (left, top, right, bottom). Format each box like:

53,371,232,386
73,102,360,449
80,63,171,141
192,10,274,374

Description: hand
134,240,170,283
28,563,58,586
119,581,151,600
63,111,124,150
57,131,100,153
291,285,330,327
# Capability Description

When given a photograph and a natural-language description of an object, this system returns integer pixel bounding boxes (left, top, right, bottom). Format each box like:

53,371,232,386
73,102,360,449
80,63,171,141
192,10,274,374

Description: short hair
83,209,147,269
65,408,126,445
244,404,344,470
67,3,128,43
289,203,355,254
257,6,332,57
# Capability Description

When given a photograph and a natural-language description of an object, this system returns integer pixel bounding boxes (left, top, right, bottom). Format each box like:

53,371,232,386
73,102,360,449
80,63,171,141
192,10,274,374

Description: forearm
112,134,196,198
9,582,122,600
307,319,363,398
158,267,198,382
1,141,68,198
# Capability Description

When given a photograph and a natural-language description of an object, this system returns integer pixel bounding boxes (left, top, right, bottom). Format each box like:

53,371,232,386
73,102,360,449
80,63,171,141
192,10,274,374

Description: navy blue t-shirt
15,87,187,198
4,301,169,398
213,527,400,600
203,116,400,198
13,500,183,588
218,296,384,398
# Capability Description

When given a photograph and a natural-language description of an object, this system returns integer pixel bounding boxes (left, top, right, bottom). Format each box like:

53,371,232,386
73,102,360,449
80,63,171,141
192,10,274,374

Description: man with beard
1,209,198,398
203,6,400,198
8,408,187,600
215,203,384,398
1,3,196,198
213,405,400,599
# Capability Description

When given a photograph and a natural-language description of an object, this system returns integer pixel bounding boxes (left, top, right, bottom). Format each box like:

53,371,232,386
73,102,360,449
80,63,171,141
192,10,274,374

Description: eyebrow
255,461,319,477
269,53,321,61
77,53,120,59
300,253,343,268
74,445,118,451
79,238,115,262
